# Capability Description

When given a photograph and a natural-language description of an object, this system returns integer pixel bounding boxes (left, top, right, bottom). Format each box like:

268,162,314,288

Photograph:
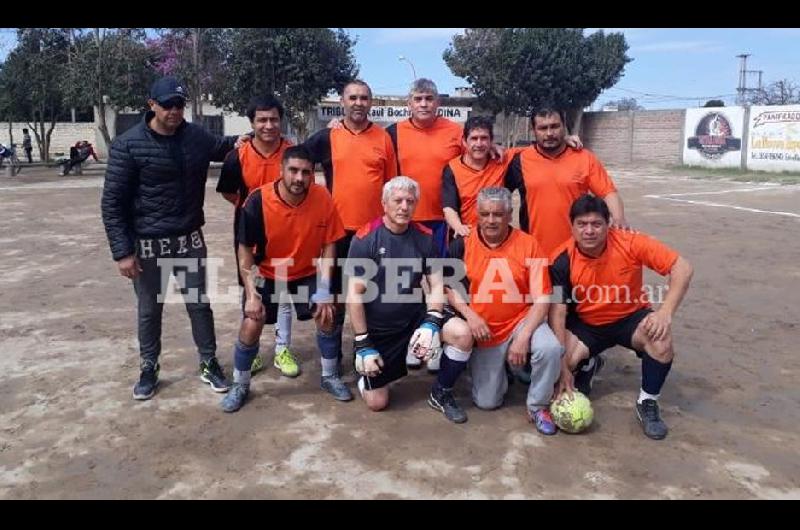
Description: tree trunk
97,99,111,148
7,120,13,146
45,110,57,163
568,107,584,137
192,28,203,120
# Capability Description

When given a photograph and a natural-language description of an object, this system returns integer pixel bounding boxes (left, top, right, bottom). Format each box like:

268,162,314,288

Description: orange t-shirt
217,138,292,206
389,118,463,221
441,153,513,227
549,229,680,326
304,124,397,231
238,182,345,281
505,146,617,256
449,228,552,347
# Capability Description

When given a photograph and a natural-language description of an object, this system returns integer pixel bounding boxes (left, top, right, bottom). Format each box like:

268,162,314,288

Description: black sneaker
574,355,604,396
636,399,669,440
428,386,468,424
200,357,230,393
321,374,353,402
133,361,160,400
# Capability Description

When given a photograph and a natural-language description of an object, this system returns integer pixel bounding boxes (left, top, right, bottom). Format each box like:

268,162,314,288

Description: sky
2,28,799,111
345,28,800,110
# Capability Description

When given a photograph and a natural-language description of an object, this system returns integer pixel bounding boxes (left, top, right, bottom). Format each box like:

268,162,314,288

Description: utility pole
736,53,750,105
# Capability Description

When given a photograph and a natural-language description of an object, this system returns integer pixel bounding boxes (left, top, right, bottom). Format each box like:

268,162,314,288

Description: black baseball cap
150,77,188,103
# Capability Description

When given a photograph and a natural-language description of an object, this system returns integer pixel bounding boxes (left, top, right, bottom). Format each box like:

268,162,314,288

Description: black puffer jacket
101,112,236,260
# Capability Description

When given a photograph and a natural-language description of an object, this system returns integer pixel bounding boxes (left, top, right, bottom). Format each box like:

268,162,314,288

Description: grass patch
667,165,800,185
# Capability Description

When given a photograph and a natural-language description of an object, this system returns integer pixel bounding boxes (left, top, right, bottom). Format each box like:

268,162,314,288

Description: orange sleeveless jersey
258,183,345,281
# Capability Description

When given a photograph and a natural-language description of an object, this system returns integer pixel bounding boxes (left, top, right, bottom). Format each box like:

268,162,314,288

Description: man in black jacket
102,76,241,401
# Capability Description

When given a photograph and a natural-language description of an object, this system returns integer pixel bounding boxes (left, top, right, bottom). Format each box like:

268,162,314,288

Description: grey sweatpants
132,229,216,366
470,321,563,414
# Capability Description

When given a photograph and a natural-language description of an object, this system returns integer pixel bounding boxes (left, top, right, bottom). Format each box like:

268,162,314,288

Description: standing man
221,145,346,412
102,76,243,400
303,79,398,397
216,95,298,377
505,107,630,257
386,78,462,258
347,176,472,423
22,128,33,163
442,116,510,238
550,194,693,440
445,187,564,434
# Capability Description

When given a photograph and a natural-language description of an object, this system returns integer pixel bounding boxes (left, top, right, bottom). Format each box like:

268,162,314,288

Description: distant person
22,129,33,163
60,140,99,176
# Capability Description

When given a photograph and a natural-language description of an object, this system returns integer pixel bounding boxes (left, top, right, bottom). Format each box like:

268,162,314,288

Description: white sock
357,376,366,397
234,368,252,386
638,388,659,404
321,357,338,377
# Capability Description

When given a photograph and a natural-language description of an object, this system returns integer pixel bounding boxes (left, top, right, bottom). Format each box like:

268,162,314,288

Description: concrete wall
1,122,96,161
582,109,685,165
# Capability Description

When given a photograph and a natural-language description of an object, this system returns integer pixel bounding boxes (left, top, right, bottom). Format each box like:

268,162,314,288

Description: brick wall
582,109,684,165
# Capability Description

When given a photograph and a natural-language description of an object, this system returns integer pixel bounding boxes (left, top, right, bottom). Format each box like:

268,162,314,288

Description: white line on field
646,196,800,218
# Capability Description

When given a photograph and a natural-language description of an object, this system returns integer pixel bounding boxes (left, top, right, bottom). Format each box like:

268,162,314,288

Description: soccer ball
551,391,594,433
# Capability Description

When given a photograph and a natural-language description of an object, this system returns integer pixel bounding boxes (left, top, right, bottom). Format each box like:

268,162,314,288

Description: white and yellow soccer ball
551,391,594,433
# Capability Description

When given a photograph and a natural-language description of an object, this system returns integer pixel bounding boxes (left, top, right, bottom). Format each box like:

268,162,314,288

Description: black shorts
361,315,424,390
246,274,319,325
566,307,652,358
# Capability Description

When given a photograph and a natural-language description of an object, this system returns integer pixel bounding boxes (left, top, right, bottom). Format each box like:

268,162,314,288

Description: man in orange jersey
303,80,398,385
444,187,564,435
216,95,298,377
220,145,347,412
550,194,693,440
442,116,509,238
505,106,631,258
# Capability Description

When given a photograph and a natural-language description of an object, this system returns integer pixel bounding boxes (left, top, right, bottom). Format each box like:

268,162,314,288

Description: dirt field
1,162,798,499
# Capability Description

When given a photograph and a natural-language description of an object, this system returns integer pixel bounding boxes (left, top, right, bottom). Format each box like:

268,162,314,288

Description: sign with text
317,105,472,123
682,107,744,168
746,105,800,172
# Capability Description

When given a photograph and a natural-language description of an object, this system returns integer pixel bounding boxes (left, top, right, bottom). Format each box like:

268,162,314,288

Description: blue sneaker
220,383,249,413
321,375,353,402
530,409,558,435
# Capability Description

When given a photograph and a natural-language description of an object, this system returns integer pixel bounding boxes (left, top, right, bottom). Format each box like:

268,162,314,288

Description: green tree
214,28,358,140
604,97,644,110
150,28,227,122
64,28,156,148
3,28,70,162
444,28,631,138
703,99,725,107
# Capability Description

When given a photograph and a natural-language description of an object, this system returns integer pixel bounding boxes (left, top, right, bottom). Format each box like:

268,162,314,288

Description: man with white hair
346,176,472,423
445,187,564,434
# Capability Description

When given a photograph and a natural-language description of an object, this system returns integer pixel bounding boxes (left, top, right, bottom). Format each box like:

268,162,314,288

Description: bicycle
0,143,22,176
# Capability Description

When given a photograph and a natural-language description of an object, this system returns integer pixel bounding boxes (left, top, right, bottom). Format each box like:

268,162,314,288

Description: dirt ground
0,162,798,499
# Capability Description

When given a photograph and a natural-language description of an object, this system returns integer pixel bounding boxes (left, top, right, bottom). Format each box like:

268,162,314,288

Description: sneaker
529,409,558,435
273,346,300,377
320,374,353,402
200,357,230,393
428,386,467,424
133,361,160,400
220,383,250,413
635,399,669,440
406,350,422,369
250,354,264,374
574,355,604,396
